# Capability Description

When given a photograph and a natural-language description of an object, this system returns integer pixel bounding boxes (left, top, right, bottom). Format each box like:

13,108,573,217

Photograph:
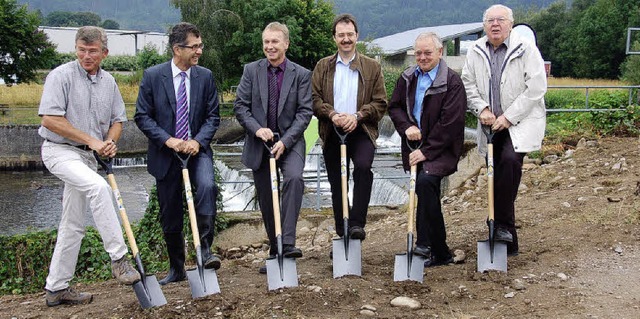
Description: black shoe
424,255,453,268
158,268,186,285
507,250,519,257
204,255,221,270
283,245,303,258
495,228,513,243
348,226,366,240
258,265,267,274
413,245,431,258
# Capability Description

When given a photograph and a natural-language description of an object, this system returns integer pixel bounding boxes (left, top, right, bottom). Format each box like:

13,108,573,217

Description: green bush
101,55,138,71
544,89,640,143
0,182,229,295
382,65,404,100
137,44,169,71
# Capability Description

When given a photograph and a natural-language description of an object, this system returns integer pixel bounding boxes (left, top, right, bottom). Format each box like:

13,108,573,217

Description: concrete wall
0,118,245,170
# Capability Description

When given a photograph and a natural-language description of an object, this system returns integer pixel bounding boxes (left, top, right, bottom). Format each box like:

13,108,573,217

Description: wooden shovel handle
270,157,283,236
182,168,201,248
407,165,417,233
340,144,349,219
487,143,495,221
106,174,139,256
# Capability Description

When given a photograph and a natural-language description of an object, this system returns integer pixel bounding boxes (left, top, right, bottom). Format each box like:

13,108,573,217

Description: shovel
263,134,299,290
174,152,221,297
477,126,507,272
394,140,425,282
94,153,167,309
332,126,362,278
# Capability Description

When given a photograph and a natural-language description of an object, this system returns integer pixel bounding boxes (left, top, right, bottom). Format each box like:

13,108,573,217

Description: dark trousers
415,172,451,259
156,152,217,245
252,150,304,249
490,130,525,252
323,126,375,236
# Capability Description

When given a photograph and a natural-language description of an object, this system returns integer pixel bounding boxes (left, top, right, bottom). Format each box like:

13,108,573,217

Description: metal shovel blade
332,237,362,278
477,240,507,272
132,275,167,309
266,256,298,290
186,267,220,298
393,253,425,282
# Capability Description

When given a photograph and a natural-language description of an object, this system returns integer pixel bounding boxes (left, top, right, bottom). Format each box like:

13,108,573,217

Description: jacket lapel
278,63,294,115
189,66,200,123
258,59,269,115
162,63,177,115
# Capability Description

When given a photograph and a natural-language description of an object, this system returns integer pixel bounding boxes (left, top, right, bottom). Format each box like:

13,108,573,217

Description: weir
0,117,481,236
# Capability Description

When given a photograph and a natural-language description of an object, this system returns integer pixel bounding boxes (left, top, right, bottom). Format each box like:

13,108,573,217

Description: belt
46,139,91,151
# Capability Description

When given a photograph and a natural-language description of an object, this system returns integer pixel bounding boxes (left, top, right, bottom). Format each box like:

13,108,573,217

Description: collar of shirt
414,63,439,82
268,59,288,73
336,53,356,67
74,60,102,82
486,36,510,51
171,60,191,79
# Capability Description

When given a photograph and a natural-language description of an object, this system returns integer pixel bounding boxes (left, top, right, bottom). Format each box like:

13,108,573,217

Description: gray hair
483,4,514,23
414,32,443,50
75,26,108,50
263,22,289,42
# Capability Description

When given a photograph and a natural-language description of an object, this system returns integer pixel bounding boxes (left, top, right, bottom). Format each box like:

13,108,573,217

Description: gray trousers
252,150,304,250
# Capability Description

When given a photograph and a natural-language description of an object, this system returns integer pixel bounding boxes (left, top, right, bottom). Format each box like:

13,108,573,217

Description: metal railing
546,85,640,112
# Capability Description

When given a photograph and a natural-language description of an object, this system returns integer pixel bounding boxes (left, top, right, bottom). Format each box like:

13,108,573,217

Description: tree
45,11,101,27
0,0,56,84
172,0,335,89
101,19,120,30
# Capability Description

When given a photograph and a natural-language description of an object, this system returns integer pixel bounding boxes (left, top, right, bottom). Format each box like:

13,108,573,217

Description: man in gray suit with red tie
234,22,313,274
135,22,221,285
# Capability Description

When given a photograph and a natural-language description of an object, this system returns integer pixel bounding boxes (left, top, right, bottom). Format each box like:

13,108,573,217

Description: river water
0,121,476,236
0,137,409,237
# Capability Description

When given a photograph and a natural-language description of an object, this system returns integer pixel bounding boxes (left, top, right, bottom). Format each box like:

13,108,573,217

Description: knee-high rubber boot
159,232,186,285
197,214,220,269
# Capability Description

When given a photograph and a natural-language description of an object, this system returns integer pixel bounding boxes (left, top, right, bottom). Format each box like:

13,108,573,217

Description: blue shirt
333,54,358,114
413,64,439,128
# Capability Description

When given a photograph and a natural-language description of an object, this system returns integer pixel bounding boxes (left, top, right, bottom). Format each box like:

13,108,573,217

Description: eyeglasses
484,17,509,24
76,48,103,56
178,43,204,50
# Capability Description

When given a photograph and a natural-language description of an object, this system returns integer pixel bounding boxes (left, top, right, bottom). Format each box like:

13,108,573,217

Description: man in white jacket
461,4,547,256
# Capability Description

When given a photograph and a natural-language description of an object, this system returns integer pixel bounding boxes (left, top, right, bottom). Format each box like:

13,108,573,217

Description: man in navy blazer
234,22,313,274
135,22,220,285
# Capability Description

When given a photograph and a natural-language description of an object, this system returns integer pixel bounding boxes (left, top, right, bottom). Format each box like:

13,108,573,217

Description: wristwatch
354,113,361,121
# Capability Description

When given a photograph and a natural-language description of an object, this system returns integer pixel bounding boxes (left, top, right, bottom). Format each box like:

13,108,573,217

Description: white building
40,26,168,56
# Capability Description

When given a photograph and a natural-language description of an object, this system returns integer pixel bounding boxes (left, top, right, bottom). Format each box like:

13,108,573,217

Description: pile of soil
2,136,639,318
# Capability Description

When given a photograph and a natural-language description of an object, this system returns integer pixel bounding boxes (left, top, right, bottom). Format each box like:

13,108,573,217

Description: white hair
483,4,514,23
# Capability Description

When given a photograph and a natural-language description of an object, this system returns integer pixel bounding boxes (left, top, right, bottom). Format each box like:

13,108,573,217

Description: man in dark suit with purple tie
135,22,220,285
234,22,313,274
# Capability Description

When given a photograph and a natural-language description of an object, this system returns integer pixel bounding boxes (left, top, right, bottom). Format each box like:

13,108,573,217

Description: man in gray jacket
462,4,547,256
234,22,313,274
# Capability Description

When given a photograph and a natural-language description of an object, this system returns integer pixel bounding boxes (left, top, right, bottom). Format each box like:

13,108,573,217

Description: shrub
137,44,169,71
0,182,229,295
100,55,138,71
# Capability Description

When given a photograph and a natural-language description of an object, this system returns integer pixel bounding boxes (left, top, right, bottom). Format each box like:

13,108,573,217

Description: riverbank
0,117,244,170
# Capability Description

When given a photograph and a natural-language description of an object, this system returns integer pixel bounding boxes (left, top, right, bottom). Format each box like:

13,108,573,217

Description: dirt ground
1,136,639,319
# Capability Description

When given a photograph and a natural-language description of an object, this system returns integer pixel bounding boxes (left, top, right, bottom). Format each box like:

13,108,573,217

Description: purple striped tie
175,72,189,140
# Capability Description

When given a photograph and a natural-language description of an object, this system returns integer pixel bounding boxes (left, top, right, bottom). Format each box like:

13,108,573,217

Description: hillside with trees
18,0,554,36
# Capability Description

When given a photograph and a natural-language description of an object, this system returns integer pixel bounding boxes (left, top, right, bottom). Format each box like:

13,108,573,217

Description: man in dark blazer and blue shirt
234,22,313,274
135,22,221,285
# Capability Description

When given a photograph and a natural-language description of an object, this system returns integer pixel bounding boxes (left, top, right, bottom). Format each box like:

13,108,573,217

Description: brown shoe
46,287,93,307
111,256,141,285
